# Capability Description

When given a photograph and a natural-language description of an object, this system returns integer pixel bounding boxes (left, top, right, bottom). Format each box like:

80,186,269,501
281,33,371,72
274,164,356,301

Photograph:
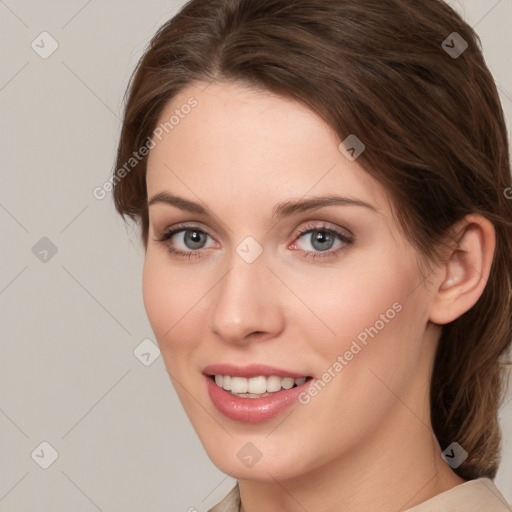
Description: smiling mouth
209,374,313,398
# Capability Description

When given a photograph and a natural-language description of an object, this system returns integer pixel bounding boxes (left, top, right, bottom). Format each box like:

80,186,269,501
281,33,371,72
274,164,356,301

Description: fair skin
143,81,495,512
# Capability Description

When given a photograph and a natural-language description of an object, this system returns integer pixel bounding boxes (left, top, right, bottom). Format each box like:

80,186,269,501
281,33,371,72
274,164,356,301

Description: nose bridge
209,249,284,343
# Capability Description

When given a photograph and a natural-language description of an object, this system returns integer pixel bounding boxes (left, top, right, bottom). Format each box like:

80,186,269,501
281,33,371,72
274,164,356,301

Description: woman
112,0,512,510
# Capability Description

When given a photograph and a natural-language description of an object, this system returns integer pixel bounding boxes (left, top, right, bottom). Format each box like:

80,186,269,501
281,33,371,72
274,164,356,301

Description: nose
208,252,286,345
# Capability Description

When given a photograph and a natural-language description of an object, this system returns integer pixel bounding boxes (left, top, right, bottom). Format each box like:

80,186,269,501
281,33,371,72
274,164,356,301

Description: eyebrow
272,195,378,219
147,191,378,219
148,192,207,214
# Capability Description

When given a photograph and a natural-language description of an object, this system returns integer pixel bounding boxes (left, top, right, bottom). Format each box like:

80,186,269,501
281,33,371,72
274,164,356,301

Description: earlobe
429,215,496,325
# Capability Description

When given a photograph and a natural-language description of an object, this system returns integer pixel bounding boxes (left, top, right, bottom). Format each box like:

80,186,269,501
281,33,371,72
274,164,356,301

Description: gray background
0,0,511,510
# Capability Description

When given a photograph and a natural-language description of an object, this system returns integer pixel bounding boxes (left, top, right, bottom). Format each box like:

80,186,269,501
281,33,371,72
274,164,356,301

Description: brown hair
113,0,512,480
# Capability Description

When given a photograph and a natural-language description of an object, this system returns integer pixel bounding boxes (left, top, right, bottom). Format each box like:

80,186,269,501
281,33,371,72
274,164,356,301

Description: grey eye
309,229,336,251
183,230,208,249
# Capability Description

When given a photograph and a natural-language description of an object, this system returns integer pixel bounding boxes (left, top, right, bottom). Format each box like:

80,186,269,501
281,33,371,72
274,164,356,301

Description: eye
176,229,210,250
299,229,337,251
290,224,353,258
155,225,216,257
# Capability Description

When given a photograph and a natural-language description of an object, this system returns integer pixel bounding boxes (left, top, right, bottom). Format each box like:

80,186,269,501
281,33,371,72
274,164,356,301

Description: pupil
312,229,334,251
184,230,206,249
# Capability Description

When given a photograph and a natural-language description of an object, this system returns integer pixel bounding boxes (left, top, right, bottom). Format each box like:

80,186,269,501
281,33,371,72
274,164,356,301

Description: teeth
248,376,267,394
213,375,308,396
266,375,282,392
231,376,248,394
281,377,294,389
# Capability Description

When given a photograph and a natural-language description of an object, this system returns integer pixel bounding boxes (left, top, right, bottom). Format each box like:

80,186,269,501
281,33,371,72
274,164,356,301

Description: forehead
146,81,388,214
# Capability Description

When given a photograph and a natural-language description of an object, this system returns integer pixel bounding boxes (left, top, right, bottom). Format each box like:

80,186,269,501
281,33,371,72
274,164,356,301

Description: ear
429,214,496,325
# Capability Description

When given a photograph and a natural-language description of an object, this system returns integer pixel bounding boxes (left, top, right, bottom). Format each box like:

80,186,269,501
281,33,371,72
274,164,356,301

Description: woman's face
143,81,441,480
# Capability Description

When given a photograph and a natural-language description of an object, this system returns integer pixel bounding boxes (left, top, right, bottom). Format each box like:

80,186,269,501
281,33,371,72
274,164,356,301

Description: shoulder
404,478,512,512
208,483,240,512
207,478,511,512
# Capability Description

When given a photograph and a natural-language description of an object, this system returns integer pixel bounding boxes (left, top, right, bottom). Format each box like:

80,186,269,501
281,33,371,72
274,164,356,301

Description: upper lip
203,363,310,379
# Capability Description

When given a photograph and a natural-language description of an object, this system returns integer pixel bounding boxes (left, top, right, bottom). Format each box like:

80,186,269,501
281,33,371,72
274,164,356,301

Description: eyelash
155,223,209,260
293,223,354,259
155,222,354,260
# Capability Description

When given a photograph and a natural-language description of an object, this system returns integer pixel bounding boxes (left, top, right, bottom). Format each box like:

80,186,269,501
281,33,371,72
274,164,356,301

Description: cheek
142,251,206,362
311,259,428,409
142,252,219,430
286,248,417,355
286,250,430,417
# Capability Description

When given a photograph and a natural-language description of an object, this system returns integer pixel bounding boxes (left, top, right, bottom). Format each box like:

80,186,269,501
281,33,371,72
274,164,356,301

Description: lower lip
205,376,311,423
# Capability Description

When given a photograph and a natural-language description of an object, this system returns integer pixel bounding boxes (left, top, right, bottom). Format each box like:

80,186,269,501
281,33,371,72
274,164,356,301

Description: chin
195,427,315,482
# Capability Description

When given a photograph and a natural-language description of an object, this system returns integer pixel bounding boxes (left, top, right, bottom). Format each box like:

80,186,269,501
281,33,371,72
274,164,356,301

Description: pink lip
203,365,312,423
203,363,308,379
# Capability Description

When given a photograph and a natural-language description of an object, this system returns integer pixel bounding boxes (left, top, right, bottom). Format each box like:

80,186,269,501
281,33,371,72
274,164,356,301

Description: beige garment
208,478,511,512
